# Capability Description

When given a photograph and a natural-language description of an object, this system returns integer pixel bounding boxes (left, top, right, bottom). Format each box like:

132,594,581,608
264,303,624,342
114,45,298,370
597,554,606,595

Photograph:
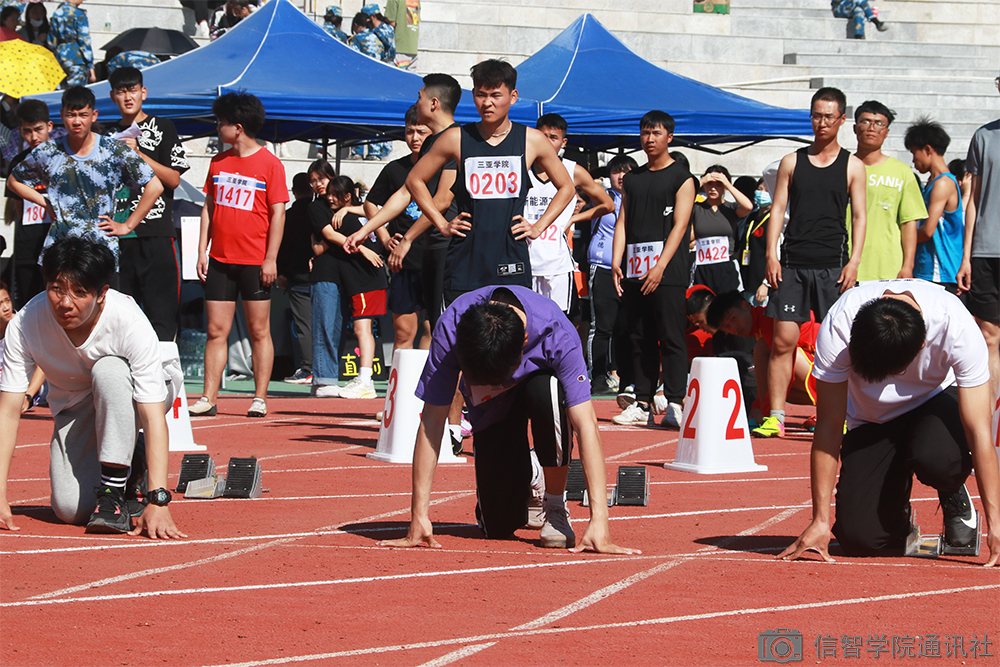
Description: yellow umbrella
0,40,66,98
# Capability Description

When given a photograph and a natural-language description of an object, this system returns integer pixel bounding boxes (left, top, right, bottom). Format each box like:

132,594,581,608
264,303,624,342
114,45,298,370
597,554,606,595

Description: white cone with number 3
160,342,206,452
664,357,766,474
368,349,465,464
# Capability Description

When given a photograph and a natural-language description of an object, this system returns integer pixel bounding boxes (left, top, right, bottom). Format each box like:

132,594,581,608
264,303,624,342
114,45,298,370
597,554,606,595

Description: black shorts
387,269,424,315
966,257,1000,324
204,258,271,302
765,266,842,322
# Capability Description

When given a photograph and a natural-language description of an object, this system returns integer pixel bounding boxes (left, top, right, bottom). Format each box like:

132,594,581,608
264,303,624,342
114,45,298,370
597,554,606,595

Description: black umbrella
102,28,199,57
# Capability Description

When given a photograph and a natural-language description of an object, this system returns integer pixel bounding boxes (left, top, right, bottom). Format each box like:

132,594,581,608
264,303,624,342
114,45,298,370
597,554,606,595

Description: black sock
100,464,129,490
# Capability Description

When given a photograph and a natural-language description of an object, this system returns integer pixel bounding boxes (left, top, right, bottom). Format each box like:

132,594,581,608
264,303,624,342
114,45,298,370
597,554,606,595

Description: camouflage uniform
108,50,161,73
12,135,155,263
47,1,94,87
349,29,392,160
323,23,350,44
372,21,395,62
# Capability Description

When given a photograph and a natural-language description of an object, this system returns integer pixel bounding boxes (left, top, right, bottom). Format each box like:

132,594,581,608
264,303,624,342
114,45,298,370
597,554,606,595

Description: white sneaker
653,388,668,415
339,376,377,399
188,396,217,416
612,402,650,426
540,502,575,548
659,402,684,428
313,384,340,398
247,397,267,418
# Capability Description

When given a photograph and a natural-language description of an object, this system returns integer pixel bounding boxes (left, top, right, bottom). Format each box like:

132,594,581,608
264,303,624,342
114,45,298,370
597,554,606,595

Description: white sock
771,410,786,424
359,367,373,383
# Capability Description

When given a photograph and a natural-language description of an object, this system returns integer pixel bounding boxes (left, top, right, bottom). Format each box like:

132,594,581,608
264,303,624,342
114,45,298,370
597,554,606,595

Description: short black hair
685,288,715,317
41,238,116,294
854,100,896,126
705,290,745,329
62,86,96,112
703,164,731,181
421,73,461,114
607,154,638,174
640,110,675,134
291,172,312,198
108,66,143,91
0,6,18,25
470,59,517,92
352,11,372,31
734,175,757,202
536,113,568,137
848,297,926,383
404,104,419,127
212,91,266,137
669,150,690,173
307,158,337,181
811,87,847,116
454,299,525,386
948,158,965,179
903,117,951,156
15,99,49,126
326,175,359,207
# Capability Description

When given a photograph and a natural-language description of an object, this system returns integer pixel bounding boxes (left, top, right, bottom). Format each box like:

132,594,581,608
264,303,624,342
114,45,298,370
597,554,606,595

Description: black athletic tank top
445,122,532,292
782,147,851,269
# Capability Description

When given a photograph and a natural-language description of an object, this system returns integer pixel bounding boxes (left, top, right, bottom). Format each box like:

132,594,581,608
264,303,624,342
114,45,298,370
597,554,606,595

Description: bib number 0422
681,378,745,440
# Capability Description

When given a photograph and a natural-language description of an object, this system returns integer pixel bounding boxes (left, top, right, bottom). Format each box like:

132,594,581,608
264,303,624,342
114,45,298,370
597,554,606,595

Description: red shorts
350,289,387,319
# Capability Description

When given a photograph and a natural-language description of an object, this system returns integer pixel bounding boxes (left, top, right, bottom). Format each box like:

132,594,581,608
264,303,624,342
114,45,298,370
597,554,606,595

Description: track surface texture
2,395,997,666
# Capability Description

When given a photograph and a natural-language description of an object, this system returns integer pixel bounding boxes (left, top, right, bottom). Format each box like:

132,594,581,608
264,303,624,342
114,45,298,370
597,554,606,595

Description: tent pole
321,126,329,160
335,140,341,173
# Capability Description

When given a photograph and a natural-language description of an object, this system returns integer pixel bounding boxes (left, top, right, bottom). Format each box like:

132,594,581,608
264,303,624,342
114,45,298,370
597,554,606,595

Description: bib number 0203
681,378,745,440
464,156,522,200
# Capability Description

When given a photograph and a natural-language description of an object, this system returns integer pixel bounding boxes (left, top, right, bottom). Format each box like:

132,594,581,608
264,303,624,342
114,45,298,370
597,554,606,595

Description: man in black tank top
404,59,575,300
757,87,868,439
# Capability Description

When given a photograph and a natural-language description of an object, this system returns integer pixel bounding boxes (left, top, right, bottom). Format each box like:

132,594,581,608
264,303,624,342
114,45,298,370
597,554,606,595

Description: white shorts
532,272,574,313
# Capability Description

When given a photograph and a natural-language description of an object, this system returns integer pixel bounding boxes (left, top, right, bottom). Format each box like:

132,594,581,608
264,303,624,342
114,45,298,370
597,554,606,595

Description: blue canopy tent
29,0,486,144
515,14,813,153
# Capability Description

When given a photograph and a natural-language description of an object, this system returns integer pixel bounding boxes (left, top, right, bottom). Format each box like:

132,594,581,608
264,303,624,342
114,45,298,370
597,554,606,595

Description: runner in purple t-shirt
381,285,639,554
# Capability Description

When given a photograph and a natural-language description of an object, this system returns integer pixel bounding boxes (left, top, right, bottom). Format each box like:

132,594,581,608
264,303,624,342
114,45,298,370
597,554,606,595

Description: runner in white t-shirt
0,238,185,539
524,114,613,313
779,279,999,565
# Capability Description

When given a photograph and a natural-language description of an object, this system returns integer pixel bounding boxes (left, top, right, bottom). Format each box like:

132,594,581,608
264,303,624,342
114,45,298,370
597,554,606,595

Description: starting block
664,357,767,474
176,453,216,493
566,459,586,501
577,465,649,507
223,457,263,498
905,507,982,558
176,454,263,499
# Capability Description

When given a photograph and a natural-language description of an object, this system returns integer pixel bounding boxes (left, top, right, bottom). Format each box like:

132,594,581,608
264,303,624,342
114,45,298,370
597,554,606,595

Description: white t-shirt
0,290,168,415
526,158,576,276
812,279,990,429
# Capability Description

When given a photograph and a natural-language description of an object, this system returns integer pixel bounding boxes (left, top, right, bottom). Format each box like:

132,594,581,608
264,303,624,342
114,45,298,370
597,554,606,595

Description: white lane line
29,537,296,600
416,643,498,667
316,491,476,532
256,445,361,461
191,583,1000,667
190,416,308,431
698,505,809,553
512,560,686,631
605,438,677,461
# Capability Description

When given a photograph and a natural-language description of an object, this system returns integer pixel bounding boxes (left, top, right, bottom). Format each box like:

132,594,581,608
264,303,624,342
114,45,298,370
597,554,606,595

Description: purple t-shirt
416,285,591,431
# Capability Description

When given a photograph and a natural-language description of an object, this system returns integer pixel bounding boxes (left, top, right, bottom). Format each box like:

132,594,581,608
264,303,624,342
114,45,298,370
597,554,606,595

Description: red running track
2,397,997,666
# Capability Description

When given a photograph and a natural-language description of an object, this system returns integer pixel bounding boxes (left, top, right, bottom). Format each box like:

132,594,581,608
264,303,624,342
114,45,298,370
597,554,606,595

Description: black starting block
223,457,263,498
175,454,216,493
565,459,586,502
905,506,982,558
615,466,649,506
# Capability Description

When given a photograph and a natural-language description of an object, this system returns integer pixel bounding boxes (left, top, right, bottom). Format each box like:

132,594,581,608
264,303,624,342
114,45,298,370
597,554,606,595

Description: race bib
468,382,515,406
695,236,730,266
464,156,521,200
626,241,663,279
214,172,258,211
22,199,53,226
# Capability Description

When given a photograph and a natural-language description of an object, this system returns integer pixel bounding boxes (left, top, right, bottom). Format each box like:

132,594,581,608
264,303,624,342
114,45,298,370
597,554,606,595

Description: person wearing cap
322,5,348,44
361,3,395,64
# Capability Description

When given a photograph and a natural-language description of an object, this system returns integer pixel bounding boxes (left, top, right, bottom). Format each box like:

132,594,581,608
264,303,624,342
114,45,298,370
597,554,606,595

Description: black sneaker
451,432,463,457
85,486,133,534
939,484,976,548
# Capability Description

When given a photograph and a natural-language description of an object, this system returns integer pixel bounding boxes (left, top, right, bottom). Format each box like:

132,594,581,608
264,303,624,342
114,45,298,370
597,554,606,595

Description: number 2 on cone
681,378,744,440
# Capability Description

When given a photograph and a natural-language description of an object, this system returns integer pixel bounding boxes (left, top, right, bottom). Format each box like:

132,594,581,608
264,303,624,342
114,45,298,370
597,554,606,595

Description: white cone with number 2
369,349,465,464
160,342,206,452
664,357,766,474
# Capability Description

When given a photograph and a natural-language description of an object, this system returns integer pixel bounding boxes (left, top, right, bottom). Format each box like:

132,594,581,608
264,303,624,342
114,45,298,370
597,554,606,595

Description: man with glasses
756,87,867,438
958,72,1000,409
851,100,927,282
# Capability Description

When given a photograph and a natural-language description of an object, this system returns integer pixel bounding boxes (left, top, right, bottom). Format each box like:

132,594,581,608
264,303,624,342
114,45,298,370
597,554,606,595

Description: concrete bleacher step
784,51,991,69
811,75,998,96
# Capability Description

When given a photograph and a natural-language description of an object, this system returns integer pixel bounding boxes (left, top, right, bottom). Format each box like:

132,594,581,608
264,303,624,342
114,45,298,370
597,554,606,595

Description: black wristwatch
146,488,172,506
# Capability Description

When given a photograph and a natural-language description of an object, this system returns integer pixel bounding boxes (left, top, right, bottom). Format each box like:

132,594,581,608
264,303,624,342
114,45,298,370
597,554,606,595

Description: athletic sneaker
460,416,473,439
605,372,620,393
940,484,977,548
188,396,217,416
653,385,668,414
659,402,684,429
616,384,636,410
612,402,650,426
247,397,267,418
752,415,785,438
804,415,817,432
313,384,340,398
339,376,378,399
85,486,133,534
540,502,575,548
872,17,889,31
283,368,313,384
